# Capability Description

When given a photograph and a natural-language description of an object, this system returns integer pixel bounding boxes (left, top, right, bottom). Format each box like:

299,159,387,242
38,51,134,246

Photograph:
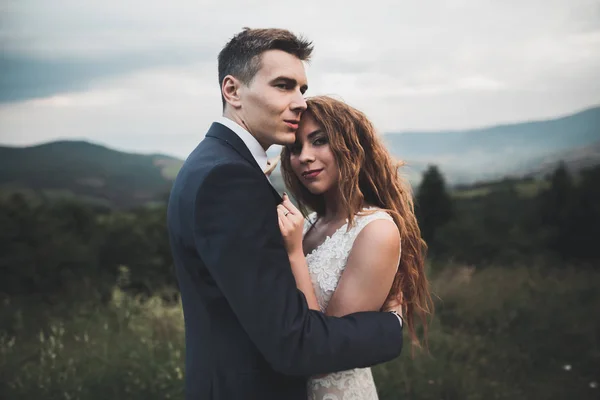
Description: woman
276,96,433,400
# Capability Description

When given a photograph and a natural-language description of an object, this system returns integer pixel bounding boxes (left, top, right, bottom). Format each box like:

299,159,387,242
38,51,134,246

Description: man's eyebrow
270,76,308,93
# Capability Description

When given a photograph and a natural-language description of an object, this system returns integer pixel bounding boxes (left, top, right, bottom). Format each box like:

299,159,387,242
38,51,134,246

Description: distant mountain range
380,105,600,183
1,105,598,208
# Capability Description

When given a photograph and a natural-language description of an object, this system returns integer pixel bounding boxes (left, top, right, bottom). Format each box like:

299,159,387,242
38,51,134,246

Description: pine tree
416,165,453,245
539,162,575,259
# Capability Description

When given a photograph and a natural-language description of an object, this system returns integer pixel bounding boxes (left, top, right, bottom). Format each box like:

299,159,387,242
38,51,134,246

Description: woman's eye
313,137,327,146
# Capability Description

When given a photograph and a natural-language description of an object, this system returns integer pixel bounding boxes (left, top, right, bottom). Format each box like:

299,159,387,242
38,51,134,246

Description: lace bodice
303,209,394,312
302,209,394,400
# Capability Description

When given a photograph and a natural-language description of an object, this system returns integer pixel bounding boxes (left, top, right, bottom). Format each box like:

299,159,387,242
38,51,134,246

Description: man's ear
222,75,243,109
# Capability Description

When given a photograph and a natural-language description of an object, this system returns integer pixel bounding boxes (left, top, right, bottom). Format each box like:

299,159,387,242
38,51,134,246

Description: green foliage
0,194,174,300
416,165,453,244
539,162,576,258
569,166,600,259
425,163,600,266
373,265,600,400
537,163,600,261
0,195,109,300
2,266,598,399
98,207,176,294
1,289,185,400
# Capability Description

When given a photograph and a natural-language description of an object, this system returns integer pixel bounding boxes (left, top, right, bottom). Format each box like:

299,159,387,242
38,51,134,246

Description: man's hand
383,292,404,319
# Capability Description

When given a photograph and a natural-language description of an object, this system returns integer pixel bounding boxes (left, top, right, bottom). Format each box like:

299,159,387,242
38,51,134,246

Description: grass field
1,264,598,399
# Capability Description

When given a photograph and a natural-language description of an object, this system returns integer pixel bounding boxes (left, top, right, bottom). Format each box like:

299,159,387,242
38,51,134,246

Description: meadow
2,264,598,400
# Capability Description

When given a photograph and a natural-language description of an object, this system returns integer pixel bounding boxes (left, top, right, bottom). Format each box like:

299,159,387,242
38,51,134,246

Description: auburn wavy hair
280,96,433,349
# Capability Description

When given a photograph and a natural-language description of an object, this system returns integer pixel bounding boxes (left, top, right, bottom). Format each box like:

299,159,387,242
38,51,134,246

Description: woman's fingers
276,201,304,255
277,215,286,234
278,204,303,232
277,205,293,231
281,193,301,216
277,203,292,219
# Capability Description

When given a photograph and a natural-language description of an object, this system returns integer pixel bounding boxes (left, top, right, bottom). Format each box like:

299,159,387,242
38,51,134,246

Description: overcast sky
1,0,599,158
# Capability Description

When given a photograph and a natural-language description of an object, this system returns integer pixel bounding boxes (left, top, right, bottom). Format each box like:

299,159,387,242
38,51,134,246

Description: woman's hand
276,193,304,257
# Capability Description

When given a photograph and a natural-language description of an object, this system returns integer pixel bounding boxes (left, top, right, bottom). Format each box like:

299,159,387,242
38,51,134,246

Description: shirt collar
215,116,268,171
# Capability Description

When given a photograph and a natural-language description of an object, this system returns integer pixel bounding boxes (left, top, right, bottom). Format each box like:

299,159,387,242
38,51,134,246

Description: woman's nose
299,147,315,163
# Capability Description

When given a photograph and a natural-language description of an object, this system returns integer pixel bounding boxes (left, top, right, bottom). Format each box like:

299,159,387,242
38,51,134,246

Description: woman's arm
284,219,401,315
324,219,401,317
287,251,321,311
276,194,321,311
277,195,401,316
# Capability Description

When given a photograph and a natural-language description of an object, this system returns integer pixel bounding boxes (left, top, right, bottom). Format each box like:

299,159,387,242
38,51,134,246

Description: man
167,28,404,400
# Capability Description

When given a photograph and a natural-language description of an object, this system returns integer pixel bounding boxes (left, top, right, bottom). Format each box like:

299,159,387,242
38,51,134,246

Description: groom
167,28,404,400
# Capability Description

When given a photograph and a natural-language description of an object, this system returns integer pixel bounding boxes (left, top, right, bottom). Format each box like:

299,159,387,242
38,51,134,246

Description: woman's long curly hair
280,96,433,349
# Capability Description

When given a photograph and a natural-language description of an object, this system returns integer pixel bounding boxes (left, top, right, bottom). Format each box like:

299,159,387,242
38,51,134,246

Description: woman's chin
303,184,326,195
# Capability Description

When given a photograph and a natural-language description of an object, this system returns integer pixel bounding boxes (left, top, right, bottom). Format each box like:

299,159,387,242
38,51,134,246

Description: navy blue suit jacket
167,122,403,399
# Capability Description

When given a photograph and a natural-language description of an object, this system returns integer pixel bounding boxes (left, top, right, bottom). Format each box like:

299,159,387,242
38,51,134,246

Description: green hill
0,140,183,208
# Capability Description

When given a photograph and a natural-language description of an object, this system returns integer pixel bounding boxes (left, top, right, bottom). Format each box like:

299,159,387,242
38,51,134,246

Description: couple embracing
167,28,433,400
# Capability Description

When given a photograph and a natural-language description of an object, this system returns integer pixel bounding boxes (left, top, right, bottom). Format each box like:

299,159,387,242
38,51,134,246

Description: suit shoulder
204,160,261,179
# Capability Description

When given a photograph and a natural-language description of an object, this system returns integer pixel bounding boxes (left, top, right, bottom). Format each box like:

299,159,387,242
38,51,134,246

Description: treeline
1,163,599,300
416,163,600,266
0,197,174,300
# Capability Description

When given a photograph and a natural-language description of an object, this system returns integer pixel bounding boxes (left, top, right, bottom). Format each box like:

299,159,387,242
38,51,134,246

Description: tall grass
374,265,600,399
1,265,599,399
1,289,184,399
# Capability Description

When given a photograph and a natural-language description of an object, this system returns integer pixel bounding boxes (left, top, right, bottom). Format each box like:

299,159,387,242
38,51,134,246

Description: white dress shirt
216,116,269,172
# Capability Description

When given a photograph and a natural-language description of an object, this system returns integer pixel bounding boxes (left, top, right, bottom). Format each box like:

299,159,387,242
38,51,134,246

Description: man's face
237,50,308,149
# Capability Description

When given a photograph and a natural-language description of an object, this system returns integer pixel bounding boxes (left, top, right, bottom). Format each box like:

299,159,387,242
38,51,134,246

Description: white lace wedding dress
303,208,394,400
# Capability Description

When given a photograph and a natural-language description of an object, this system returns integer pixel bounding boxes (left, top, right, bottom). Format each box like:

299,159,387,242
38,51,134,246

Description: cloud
0,48,211,103
0,0,599,156
0,63,221,158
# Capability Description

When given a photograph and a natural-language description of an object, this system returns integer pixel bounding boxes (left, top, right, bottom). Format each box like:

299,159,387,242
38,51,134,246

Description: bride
276,96,433,400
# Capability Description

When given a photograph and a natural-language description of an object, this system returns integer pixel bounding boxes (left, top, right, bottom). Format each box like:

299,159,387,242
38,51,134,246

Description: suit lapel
206,122,283,203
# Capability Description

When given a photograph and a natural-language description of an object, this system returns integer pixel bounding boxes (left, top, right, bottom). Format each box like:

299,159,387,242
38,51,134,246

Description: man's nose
290,90,307,112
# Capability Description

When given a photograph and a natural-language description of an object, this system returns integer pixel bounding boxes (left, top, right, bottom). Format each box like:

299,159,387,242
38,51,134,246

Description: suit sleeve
193,163,403,375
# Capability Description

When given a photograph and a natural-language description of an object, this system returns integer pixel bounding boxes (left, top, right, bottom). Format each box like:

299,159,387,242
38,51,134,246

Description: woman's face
289,113,339,195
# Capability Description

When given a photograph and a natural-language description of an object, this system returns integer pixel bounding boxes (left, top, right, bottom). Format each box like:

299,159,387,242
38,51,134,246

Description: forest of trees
416,163,600,267
1,162,598,301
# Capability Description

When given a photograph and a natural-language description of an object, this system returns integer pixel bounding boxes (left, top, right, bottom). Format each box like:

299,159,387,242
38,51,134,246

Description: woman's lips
302,169,323,179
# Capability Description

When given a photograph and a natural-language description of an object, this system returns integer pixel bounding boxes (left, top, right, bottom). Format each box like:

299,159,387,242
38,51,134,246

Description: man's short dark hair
218,28,313,107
